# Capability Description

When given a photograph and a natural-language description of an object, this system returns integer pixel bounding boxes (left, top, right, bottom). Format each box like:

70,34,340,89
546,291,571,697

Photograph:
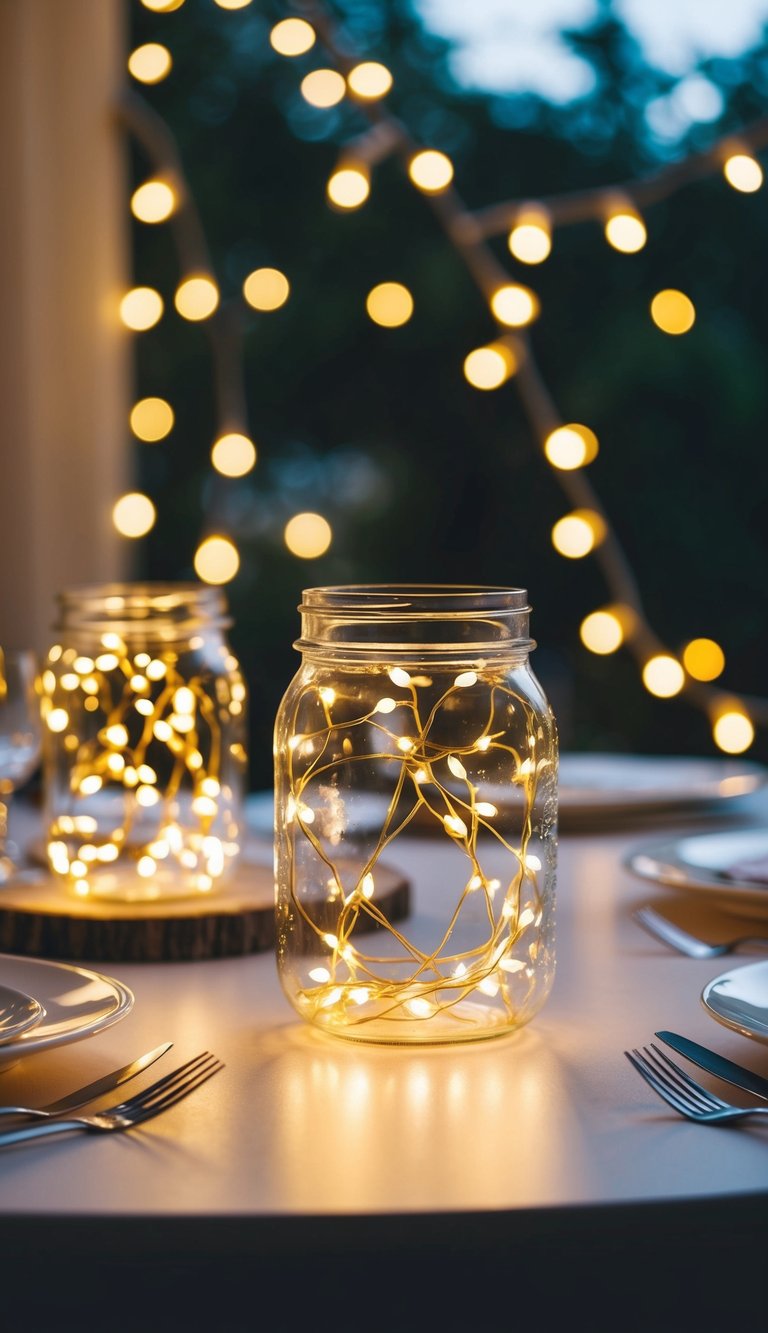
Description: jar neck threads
53,582,231,640
296,585,535,663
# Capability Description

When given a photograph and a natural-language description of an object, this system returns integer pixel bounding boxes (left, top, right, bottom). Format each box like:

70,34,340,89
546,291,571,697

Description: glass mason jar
40,583,248,902
274,585,558,1045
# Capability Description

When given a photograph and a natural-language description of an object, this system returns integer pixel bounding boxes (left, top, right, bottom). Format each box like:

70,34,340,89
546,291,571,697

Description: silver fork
625,1042,768,1124
0,1051,223,1147
632,905,768,959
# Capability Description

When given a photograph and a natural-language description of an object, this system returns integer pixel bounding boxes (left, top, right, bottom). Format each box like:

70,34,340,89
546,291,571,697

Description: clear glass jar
40,582,248,902
274,585,557,1044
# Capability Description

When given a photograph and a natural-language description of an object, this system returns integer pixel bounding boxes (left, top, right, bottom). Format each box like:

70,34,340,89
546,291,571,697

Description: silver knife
0,1041,174,1118
656,1030,768,1101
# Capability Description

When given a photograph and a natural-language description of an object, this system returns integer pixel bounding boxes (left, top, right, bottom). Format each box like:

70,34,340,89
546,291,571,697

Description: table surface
3,784,768,1327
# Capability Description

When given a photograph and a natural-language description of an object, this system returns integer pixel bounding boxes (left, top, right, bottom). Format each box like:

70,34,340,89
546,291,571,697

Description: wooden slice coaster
0,857,411,965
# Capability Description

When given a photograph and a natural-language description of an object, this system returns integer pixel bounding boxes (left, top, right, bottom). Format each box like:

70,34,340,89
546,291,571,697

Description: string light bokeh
118,0,768,780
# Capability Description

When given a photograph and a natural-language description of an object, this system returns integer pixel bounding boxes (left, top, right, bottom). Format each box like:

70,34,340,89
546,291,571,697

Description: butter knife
0,1041,173,1118
656,1030,768,1101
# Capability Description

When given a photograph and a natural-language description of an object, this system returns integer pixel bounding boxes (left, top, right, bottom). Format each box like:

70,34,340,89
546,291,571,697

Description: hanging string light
365,282,413,327
650,289,696,334
128,43,172,84
723,152,763,192
604,207,648,253
284,513,333,559
347,62,392,100
508,207,552,264
174,274,220,321
131,178,177,223
124,0,768,754
112,493,157,539
270,16,316,54
243,267,290,311
408,150,454,193
130,397,175,442
120,286,164,331
326,163,370,209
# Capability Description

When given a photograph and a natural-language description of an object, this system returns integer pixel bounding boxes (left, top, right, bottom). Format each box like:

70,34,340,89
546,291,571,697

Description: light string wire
279,668,549,1030
294,0,768,740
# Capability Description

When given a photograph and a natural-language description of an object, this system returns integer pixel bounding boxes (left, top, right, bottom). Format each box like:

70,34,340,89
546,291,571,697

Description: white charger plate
557,753,767,820
0,954,134,1068
702,959,768,1043
0,983,45,1045
624,829,768,917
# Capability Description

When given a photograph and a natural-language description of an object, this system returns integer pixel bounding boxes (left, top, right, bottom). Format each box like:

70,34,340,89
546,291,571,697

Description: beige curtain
0,0,130,654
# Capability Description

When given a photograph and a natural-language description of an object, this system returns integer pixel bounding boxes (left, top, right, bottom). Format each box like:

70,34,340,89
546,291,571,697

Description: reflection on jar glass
274,585,558,1045
40,583,248,903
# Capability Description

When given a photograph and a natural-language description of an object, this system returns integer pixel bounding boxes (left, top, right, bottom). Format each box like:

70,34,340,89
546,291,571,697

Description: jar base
299,997,539,1046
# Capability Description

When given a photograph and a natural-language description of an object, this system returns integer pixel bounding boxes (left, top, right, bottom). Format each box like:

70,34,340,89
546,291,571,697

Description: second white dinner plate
0,953,134,1068
247,754,768,839
624,829,768,917
702,959,768,1044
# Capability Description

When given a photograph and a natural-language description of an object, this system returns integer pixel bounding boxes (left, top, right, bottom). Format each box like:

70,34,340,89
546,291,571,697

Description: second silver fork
625,1042,768,1125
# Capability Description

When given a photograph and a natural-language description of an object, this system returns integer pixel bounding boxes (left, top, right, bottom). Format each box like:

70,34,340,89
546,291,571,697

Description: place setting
625,814,768,1124
0,616,230,1144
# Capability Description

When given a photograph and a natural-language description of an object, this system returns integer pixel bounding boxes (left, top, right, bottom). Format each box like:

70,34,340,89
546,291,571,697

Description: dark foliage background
127,0,768,790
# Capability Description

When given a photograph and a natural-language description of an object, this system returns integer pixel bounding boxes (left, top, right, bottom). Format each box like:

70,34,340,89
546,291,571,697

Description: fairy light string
123,0,768,752
281,668,548,1030
40,628,247,899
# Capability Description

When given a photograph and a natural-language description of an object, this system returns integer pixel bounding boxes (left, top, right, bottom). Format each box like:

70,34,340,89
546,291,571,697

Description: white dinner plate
247,753,767,838
0,983,46,1045
557,752,767,821
0,954,134,1068
702,959,768,1043
623,829,768,917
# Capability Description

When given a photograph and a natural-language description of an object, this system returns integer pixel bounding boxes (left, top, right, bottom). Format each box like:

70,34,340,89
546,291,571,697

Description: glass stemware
0,649,42,882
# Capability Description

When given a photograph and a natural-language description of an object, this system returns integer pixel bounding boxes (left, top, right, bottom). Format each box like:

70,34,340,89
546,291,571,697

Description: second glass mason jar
40,583,248,902
274,585,558,1044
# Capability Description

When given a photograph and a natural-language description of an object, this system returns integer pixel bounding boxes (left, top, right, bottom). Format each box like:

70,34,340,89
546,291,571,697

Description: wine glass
0,649,42,882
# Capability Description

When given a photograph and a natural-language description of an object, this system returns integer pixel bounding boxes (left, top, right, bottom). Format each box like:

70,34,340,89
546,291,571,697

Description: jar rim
53,581,231,633
297,584,534,658
300,584,530,612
